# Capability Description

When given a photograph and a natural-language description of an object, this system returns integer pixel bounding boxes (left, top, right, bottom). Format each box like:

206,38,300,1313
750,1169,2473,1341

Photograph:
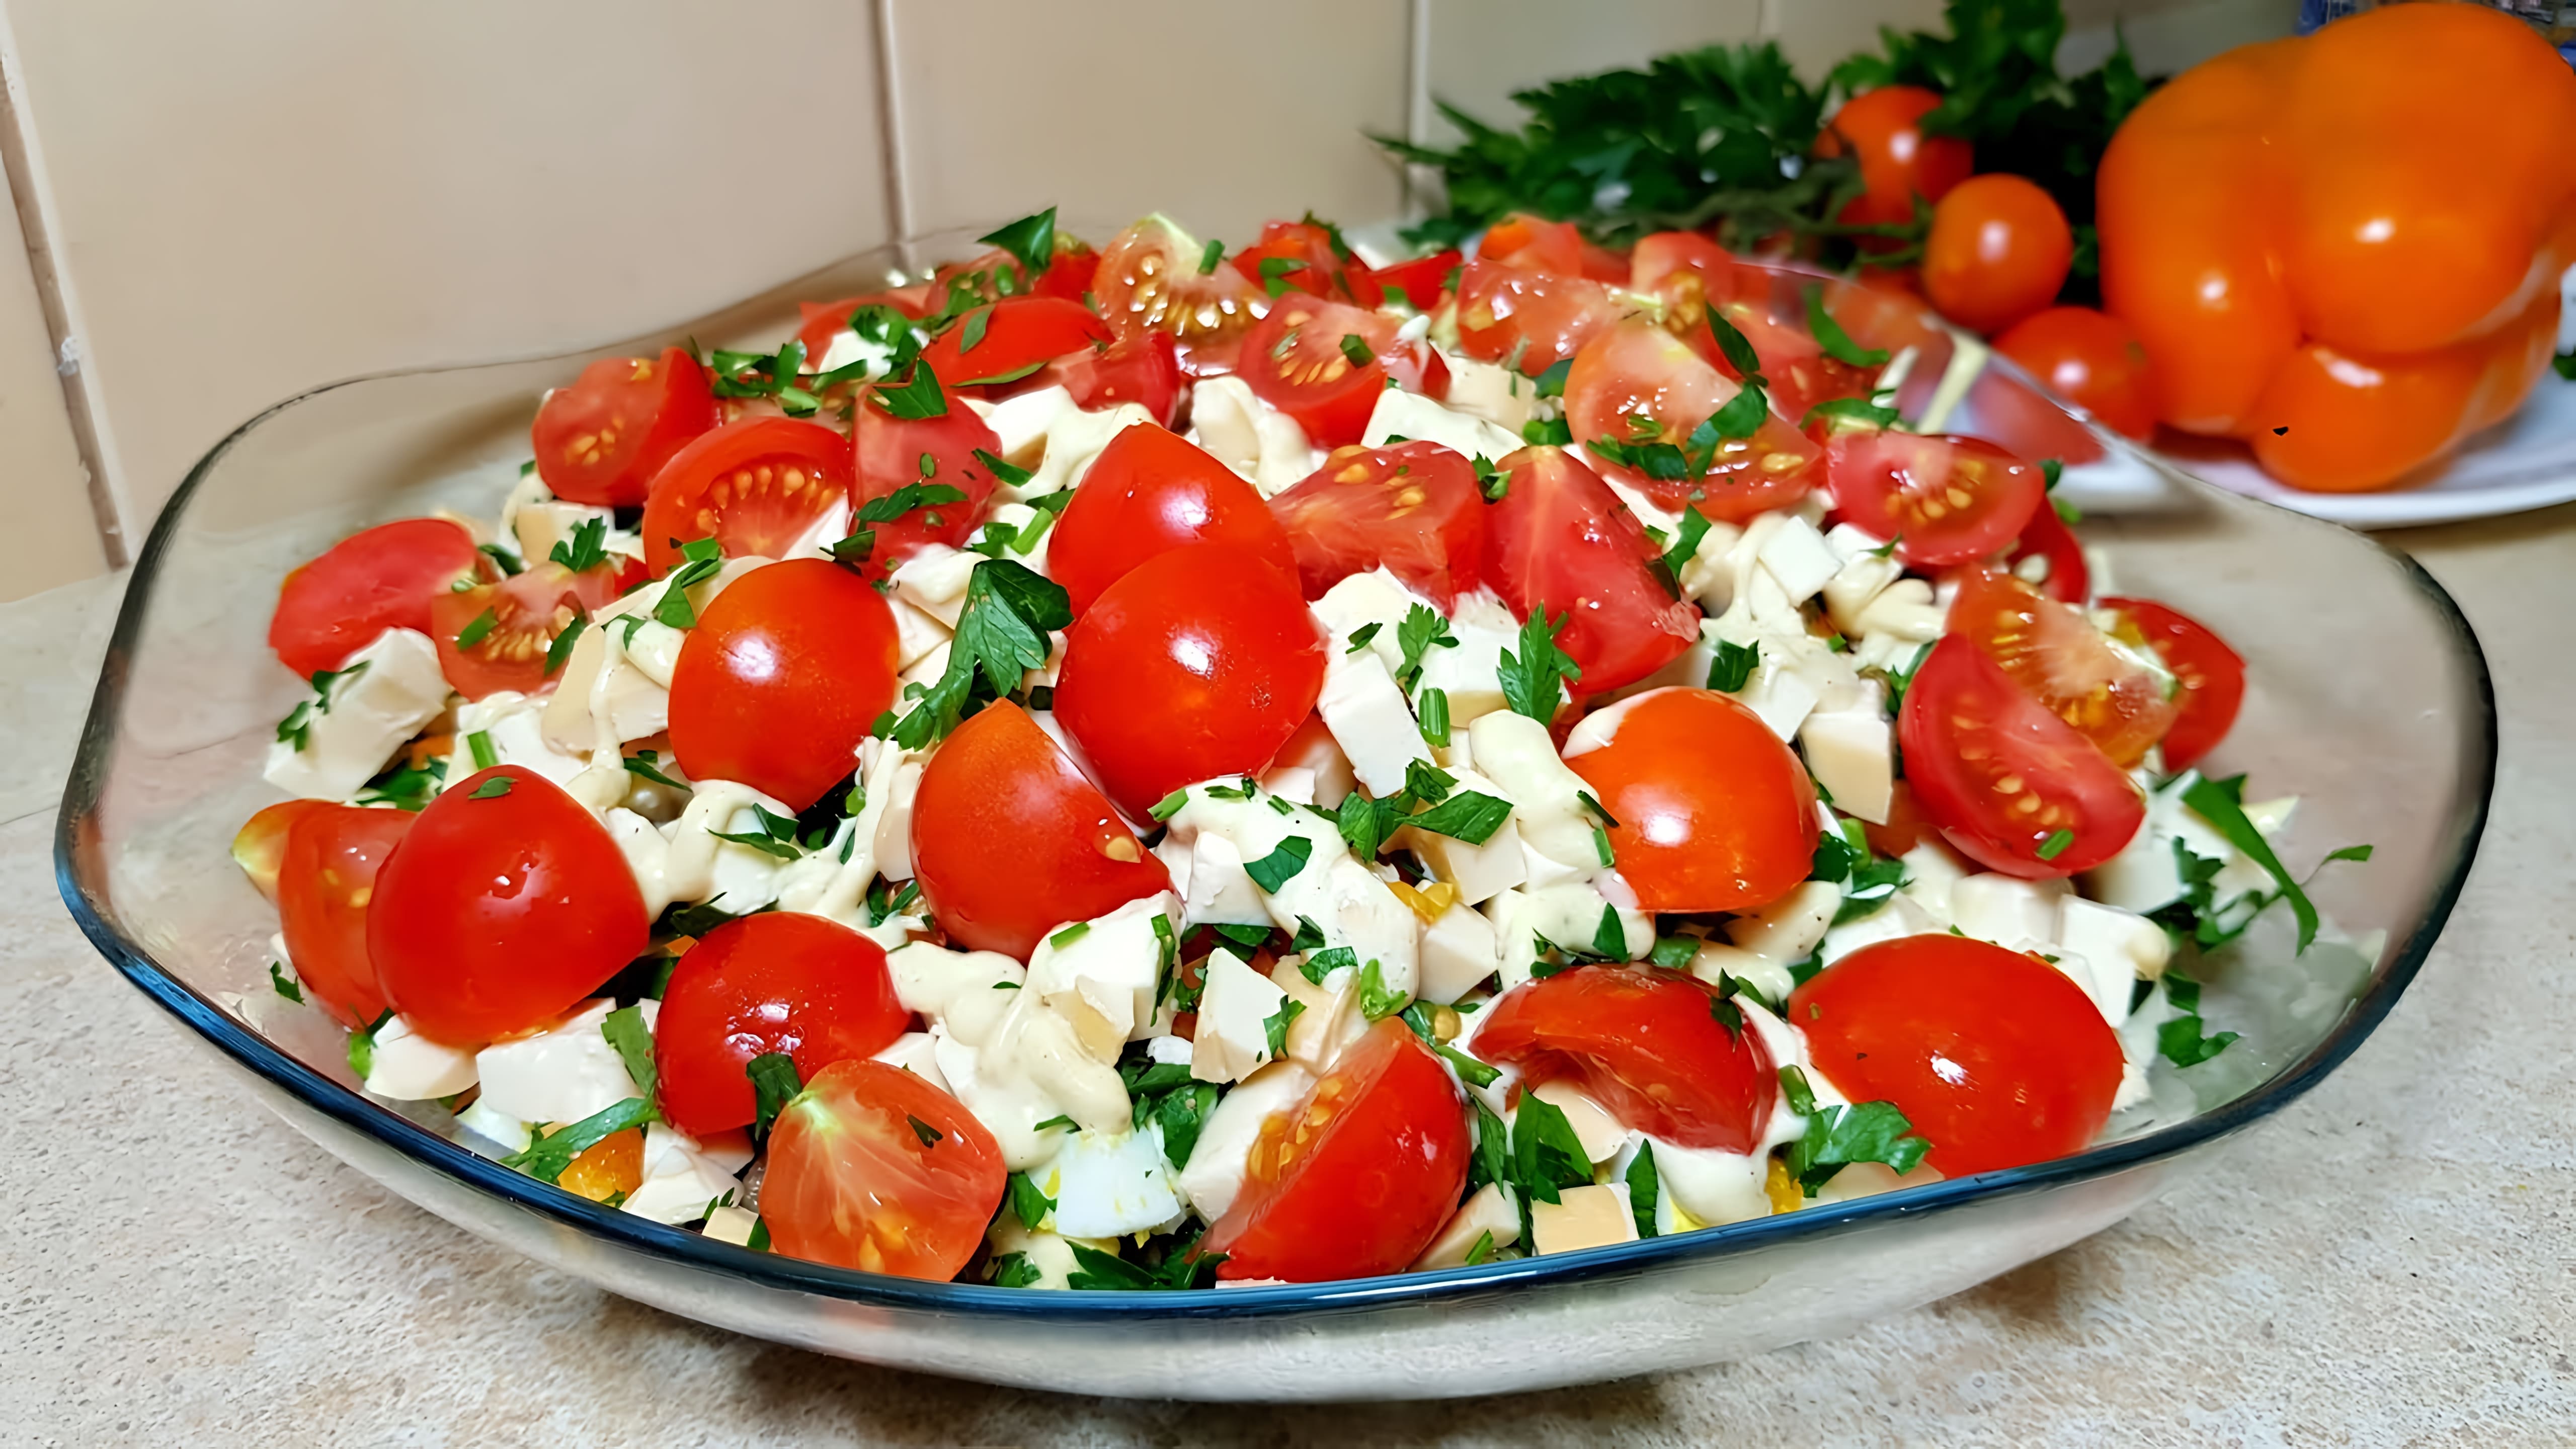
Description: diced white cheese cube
1530,1080,1629,1165
511,499,616,574
1402,766,1527,906
702,1204,762,1247
1812,1159,1945,1204
984,1217,1083,1288
1024,892,1182,1062
1181,831,1268,931
1191,947,1286,1084
362,1013,478,1100
1417,590,1519,727
455,1097,532,1154
1644,1140,1772,1228
474,999,637,1126
1310,570,1417,678
870,1030,952,1094
1269,713,1358,810
1800,696,1894,826
886,594,952,672
1757,513,1843,606
1436,352,1540,434
1270,954,1364,1072
1024,399,1153,499
1724,880,1842,964
1530,1182,1638,1255
1042,1126,1187,1239
621,1122,749,1226
444,690,588,794
1899,839,1972,924
1189,376,1318,497
1175,1061,1314,1220
978,384,1074,464
1489,882,1650,989
1318,652,1431,797
1818,890,1938,965
870,750,926,881
262,628,452,801
1950,874,2070,951
1362,388,1525,461
1417,899,1501,1004
1260,765,1318,805
890,544,979,629
1683,939,1796,1009
2054,896,2170,1025
1411,1181,1520,1270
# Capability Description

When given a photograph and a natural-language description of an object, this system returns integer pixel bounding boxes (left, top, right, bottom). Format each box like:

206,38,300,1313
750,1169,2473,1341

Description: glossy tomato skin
1948,569,2177,770
1562,320,1822,520
429,564,587,701
654,913,909,1137
276,805,409,1028
915,296,1111,393
1825,430,2045,568
1480,214,1630,282
1049,425,1295,616
1992,306,2158,441
1041,331,1182,426
1239,296,1401,448
640,418,854,575
764,1059,1005,1280
910,701,1171,960
532,348,719,508
796,289,931,362
1265,442,1487,608
1206,1019,1469,1282
1476,964,1776,1152
269,519,481,677
1923,175,2074,336
1817,87,1974,233
1231,220,1381,307
370,766,651,1044
232,798,335,903
1899,637,2145,879
1791,934,2123,1177
1454,259,1625,376
1566,689,1817,913
849,398,1005,580
1093,216,1269,375
1054,542,1326,820
667,559,900,811
1367,249,1463,310
1483,447,1698,695
2105,596,2246,772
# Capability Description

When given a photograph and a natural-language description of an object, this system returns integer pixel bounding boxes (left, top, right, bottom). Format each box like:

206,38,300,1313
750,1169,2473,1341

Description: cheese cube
1819,890,1938,964
1411,1182,1521,1270
262,628,452,801
2055,896,2171,1025
445,691,588,795
1191,948,1287,1084
1644,1140,1770,1228
455,1097,532,1154
1401,766,1527,906
1433,353,1539,434
1724,880,1842,964
978,384,1073,464
1363,387,1525,461
1188,376,1317,496
1175,1061,1315,1220
1531,1080,1628,1165
1757,513,1844,606
621,1122,750,1226
1043,1126,1186,1239
1800,700,1894,826
1268,954,1363,1072
702,1204,762,1247
1950,874,2069,951
1418,900,1501,1004
1323,855,1421,999
1023,892,1180,1061
1684,940,1796,1009
1530,1182,1639,1256
1026,400,1153,497
1899,839,1972,924
474,999,637,1126
511,499,615,575
1182,831,1268,931
362,1013,477,1100
1318,652,1431,796
870,1030,952,1094
1416,590,1520,727
890,544,979,629
538,623,670,754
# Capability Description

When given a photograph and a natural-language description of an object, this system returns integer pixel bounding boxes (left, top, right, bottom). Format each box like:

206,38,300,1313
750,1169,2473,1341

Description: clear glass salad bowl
53,236,2492,1401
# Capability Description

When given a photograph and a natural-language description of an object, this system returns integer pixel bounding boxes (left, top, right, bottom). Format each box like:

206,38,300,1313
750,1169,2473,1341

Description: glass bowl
53,238,2493,1401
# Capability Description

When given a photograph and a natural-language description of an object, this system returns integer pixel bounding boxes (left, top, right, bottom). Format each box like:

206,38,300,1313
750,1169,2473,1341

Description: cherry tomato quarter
654,912,910,1137
1481,446,1699,695
915,296,1111,394
276,804,409,1028
429,565,586,701
269,519,481,678
1265,442,1487,608
1476,964,1777,1152
849,396,1005,578
1239,296,1403,448
1049,424,1296,616
763,1059,1005,1280
2105,596,2245,772
640,418,854,575
1898,636,2145,878
1092,216,1268,375
667,558,900,811
1949,568,2177,769
1825,430,2045,568
1565,688,1818,913
532,348,718,508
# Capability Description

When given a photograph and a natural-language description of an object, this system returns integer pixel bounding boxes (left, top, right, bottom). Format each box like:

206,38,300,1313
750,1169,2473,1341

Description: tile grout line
871,0,918,274
0,16,122,571
1403,0,1432,224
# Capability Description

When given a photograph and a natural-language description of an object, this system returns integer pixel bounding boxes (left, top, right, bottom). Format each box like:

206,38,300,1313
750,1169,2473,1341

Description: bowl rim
52,258,2498,1322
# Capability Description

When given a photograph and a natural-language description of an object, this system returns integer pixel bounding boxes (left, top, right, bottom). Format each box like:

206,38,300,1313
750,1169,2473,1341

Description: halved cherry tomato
795,289,931,364
923,242,1098,317
764,1059,1005,1281
2003,494,2089,604
276,804,408,1028
1791,933,2122,1177
1239,296,1403,448
1049,425,1296,615
655,913,909,1137
1562,321,1823,519
1631,244,1883,425
1054,541,1326,820
1366,249,1463,310
1993,306,2158,441
428,565,587,701
370,765,650,1044
1476,964,1776,1152
1815,87,1974,236
916,296,1112,394
1483,446,1698,695
1040,331,1183,426
1231,219,1381,308
1565,688,1817,913
668,559,901,811
1949,569,2177,770
848,394,1004,580
1453,259,1626,375
1093,216,1269,375
269,519,481,677
639,418,854,575
2105,596,2245,772
1266,442,1487,608
1479,213,1629,283
1825,430,2045,567
1899,636,2145,878
1923,174,2074,337
231,798,335,903
1205,1019,1469,1282
531,348,719,508
911,701,1171,960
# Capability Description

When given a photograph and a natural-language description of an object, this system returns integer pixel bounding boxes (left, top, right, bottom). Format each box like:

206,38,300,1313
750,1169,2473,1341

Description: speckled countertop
4,505,2571,1447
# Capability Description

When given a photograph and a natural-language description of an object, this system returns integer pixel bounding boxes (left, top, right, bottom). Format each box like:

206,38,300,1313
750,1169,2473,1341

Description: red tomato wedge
1566,688,1817,913
231,798,335,903
1480,213,1629,282
923,243,1097,317
1239,296,1408,448
1367,249,1463,310
1824,430,2047,568
1562,322,1823,521
1706,273,1884,425
848,400,1005,581
640,418,854,575
2105,596,2246,772
1231,219,1381,307
654,913,909,1137
1483,446,1698,695
1049,425,1296,616
1040,331,1183,426
2004,494,2090,604
1948,569,2178,770
1898,636,2145,878
910,701,1171,960
1792,934,2122,1177
1476,964,1777,1152
277,804,409,1028
269,519,481,677
1454,259,1626,376
428,565,588,701
1206,1019,1470,1282
795,289,931,363
1266,442,1487,609
764,1060,1005,1281
667,559,901,811
1054,541,1326,820
370,766,650,1044
916,296,1112,394
532,348,719,508
1093,216,1269,375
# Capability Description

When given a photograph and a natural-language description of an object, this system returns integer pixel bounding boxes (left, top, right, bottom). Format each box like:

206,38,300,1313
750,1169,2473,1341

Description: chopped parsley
1338,333,1375,370
1777,1066,1928,1196
1262,997,1307,1058
1394,604,1458,695
1357,959,1409,1022
1803,283,1890,367
708,801,806,861
502,1097,658,1184
600,1004,657,1102
268,962,302,1003
1065,1234,1223,1292
1508,1093,1593,1205
886,558,1071,749
1047,922,1090,949
2157,972,2239,1068
1417,686,1452,748
467,775,515,799
746,1052,802,1141
1243,835,1315,893
621,749,688,790
1498,609,1582,722
1625,1141,1660,1238
1007,1170,1055,1231
1707,637,1760,693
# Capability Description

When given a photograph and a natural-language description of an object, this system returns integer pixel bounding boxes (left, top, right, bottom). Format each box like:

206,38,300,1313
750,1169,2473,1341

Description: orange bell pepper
2098,5,2576,492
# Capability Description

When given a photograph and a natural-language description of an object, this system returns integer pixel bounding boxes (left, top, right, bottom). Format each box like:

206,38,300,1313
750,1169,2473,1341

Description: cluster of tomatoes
240,203,2251,1284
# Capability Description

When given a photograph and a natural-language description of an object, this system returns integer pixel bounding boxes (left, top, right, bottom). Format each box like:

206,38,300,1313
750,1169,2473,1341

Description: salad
232,204,2356,1290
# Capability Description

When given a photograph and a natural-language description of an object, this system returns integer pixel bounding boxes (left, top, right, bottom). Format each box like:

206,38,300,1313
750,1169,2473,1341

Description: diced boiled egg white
1188,376,1318,496
621,1122,751,1226
1042,1124,1188,1239
1317,651,1431,796
1411,1181,1520,1270
362,1013,478,1100
262,628,453,801
1191,947,1286,1084
1361,388,1524,461
474,998,640,1126
1023,892,1182,1062
1530,1182,1638,1256
1175,1060,1314,1220
984,1218,1084,1289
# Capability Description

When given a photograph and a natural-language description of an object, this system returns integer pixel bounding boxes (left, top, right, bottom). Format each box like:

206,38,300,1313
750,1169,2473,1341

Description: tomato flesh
531,348,718,508
232,798,334,904
1265,442,1487,609
915,296,1111,394
655,913,909,1137
370,766,651,1044
1825,430,2045,568
1049,424,1296,616
667,558,901,811
796,288,931,363
640,418,854,575
910,701,1171,960
2105,596,2245,772
1791,934,2123,1177
1482,446,1698,695
1949,569,2178,770
269,519,481,677
277,804,409,1028
428,565,586,701
2003,495,2090,604
1453,259,1625,376
1054,541,1326,820
1230,219,1381,308
1239,296,1401,448
1563,321,1823,520
1475,964,1777,1152
1899,636,2145,878
1093,217,1268,375
1040,331,1183,426
1366,249,1463,310
1479,214,1629,283
848,398,1004,580
1566,688,1817,913
764,1060,1005,1280
1206,1020,1469,1281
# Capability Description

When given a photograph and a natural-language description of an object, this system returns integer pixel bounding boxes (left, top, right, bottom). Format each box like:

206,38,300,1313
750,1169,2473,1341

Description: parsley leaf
1498,609,1582,722
1006,1170,1055,1231
1357,959,1410,1022
1802,396,1902,431
1405,790,1514,845
468,775,515,799
549,517,612,574
1066,1234,1223,1292
1625,1141,1660,1238
2182,774,2321,951
1509,1093,1593,1205
2157,973,2239,1067
1243,835,1315,893
268,962,302,1003
1262,997,1307,1058
977,206,1057,278
1418,687,1452,747
600,1004,657,1102
989,1252,1042,1287
502,1097,657,1184
1707,637,1760,692
870,359,948,420
746,1053,801,1141
887,558,1071,748
1394,603,1458,695
1803,283,1890,367
1707,308,1765,379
